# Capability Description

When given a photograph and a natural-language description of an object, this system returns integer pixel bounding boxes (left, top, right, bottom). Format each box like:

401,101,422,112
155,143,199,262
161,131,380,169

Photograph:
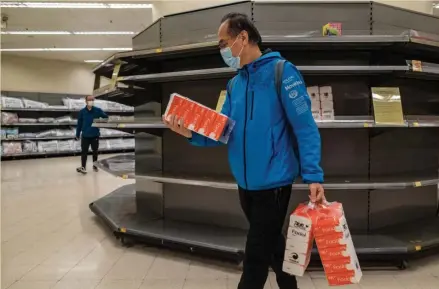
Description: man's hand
162,115,192,138
309,183,325,203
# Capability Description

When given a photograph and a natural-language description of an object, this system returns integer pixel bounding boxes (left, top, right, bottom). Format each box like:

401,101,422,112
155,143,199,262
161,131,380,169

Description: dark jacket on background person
189,51,323,190
76,106,108,138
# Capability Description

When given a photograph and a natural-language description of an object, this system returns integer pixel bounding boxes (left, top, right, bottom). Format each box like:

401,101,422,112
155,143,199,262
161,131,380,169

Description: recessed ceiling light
1,31,136,35
0,48,132,52
0,2,152,9
84,60,104,63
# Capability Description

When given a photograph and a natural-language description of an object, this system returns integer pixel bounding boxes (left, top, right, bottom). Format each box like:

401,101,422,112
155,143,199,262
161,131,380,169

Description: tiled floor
2,156,439,289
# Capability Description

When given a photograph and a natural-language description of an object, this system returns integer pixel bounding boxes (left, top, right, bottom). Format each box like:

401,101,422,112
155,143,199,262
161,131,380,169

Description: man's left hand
309,183,325,203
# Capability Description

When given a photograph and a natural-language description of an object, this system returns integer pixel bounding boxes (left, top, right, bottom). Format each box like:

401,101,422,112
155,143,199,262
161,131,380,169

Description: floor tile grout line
92,246,128,289
51,236,111,287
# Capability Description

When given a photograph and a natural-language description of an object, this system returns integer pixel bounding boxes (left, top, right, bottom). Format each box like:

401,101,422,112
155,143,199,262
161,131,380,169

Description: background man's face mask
87,100,94,106
220,36,244,69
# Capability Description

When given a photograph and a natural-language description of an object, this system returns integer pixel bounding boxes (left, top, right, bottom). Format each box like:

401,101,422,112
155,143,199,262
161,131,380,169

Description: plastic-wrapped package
108,138,125,149
119,103,134,111
1,112,19,124
36,129,57,138
47,105,68,110
73,140,81,151
94,99,109,111
100,128,110,136
38,117,56,123
6,128,19,139
18,118,38,123
22,141,38,153
2,141,23,155
1,129,6,139
62,98,84,110
58,140,74,152
22,98,48,108
123,138,135,149
99,139,110,150
1,96,24,108
19,132,37,138
37,140,59,153
55,115,73,123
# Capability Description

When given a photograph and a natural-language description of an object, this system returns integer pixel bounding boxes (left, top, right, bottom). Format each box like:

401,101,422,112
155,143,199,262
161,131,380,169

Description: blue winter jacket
189,51,324,190
76,106,108,138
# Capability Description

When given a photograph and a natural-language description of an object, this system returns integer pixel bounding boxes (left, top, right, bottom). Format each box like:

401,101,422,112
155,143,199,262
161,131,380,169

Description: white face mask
87,101,94,107
220,37,244,69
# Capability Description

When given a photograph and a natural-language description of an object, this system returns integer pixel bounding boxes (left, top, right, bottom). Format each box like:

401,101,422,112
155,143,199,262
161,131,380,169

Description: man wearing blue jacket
76,95,108,174
164,13,324,289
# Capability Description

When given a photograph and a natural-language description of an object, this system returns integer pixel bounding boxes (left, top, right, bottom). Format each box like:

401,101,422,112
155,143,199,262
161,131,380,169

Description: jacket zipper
250,91,255,120
243,68,250,189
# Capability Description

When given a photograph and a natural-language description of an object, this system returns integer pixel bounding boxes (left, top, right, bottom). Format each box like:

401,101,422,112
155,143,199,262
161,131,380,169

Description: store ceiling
0,2,153,62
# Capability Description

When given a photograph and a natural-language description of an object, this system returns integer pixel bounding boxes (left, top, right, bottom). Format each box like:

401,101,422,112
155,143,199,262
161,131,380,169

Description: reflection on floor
2,155,439,289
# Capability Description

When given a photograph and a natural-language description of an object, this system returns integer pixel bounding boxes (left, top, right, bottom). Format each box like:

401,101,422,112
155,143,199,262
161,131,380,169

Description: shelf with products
90,0,439,267
1,135,134,141
1,148,135,159
93,32,439,78
92,115,439,129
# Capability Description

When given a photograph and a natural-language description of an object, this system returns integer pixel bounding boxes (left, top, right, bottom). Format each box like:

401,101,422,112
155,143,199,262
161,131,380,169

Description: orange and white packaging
164,93,187,122
208,113,228,141
313,202,362,286
165,93,235,144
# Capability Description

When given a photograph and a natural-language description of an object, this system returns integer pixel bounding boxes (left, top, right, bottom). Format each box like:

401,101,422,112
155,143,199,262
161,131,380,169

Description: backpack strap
227,76,238,97
275,59,287,113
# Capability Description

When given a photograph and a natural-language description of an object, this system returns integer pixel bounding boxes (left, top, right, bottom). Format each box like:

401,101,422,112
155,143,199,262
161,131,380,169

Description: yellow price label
118,124,126,128
216,90,227,112
414,181,422,187
363,123,370,128
121,174,128,179
412,122,419,127
415,245,422,251
120,227,127,233
155,48,163,53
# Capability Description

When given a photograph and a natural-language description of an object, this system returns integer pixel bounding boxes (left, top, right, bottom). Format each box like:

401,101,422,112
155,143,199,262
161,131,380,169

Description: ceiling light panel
1,48,132,52
1,31,136,35
0,2,152,9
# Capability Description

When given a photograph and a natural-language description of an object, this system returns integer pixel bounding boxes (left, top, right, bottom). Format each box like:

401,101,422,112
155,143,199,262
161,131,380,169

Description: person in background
164,13,324,289
76,95,108,174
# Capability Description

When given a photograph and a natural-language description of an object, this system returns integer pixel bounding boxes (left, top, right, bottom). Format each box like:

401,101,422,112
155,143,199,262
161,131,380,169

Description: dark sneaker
76,167,87,174
93,165,99,172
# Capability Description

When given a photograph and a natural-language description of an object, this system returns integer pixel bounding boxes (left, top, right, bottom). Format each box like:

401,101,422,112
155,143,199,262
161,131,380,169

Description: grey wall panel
163,184,248,229
160,1,252,47
132,19,161,50
372,3,439,35
253,2,371,36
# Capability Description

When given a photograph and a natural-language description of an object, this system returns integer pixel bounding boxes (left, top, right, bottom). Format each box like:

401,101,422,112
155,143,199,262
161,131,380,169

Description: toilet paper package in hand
283,201,362,286
164,93,235,144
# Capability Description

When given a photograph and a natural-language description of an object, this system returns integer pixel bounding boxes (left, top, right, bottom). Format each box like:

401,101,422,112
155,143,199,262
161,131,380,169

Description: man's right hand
162,115,192,138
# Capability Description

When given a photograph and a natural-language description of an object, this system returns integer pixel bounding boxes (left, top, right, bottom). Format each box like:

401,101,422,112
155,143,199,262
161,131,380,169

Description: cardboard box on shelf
321,109,335,120
312,110,322,121
307,86,320,102
320,86,333,102
320,100,334,110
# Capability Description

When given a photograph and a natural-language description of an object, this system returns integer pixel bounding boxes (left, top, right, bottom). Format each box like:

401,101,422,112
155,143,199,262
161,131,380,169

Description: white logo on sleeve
289,90,298,99
284,81,303,91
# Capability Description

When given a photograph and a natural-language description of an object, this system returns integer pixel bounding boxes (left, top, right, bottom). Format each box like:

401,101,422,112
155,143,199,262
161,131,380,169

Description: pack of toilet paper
283,201,362,286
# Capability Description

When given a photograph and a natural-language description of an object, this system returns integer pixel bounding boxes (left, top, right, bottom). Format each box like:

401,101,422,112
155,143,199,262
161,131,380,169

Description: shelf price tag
121,174,128,179
414,181,422,187
363,123,370,128
117,124,126,128
412,60,423,72
415,245,422,251
412,122,420,127
120,227,127,233
371,87,405,126
155,48,163,53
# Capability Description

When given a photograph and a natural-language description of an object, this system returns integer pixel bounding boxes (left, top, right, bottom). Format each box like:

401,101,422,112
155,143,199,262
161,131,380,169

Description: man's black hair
220,13,262,46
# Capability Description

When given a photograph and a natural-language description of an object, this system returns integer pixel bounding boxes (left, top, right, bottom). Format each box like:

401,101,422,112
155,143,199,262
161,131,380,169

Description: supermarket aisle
2,156,439,289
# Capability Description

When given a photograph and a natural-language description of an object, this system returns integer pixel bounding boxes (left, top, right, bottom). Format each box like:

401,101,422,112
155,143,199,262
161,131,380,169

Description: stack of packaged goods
37,140,59,153
314,203,362,286
1,112,19,124
1,96,24,109
2,142,23,155
307,86,335,121
164,93,234,143
5,128,19,139
22,98,48,109
283,202,362,286
283,203,314,277
22,141,38,153
58,140,75,152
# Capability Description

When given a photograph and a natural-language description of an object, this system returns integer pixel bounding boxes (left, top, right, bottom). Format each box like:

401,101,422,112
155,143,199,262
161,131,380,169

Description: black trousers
238,185,298,289
81,137,99,168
